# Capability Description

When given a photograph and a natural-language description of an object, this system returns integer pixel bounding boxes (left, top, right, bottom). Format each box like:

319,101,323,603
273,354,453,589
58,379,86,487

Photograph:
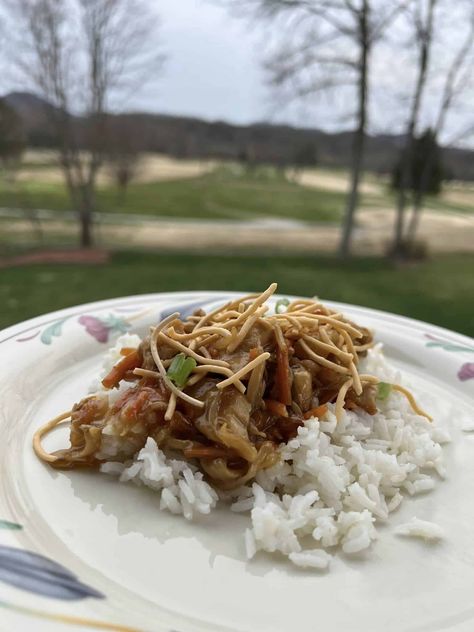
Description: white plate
0,292,473,632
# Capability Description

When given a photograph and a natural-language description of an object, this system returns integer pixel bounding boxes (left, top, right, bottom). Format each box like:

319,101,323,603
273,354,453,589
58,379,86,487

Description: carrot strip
265,399,288,417
304,404,328,420
101,350,140,389
275,344,292,405
248,347,260,361
119,347,137,356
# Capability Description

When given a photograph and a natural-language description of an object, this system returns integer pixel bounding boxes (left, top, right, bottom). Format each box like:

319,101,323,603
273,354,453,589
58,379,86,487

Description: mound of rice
97,334,450,570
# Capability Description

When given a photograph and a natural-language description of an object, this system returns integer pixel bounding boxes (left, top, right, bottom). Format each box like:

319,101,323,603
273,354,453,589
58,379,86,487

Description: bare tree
7,0,163,247
221,0,408,257
105,115,144,203
0,98,43,240
391,0,438,258
404,4,474,247
0,98,25,177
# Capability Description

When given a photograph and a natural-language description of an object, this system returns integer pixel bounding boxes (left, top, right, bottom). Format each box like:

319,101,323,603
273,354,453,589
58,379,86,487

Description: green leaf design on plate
0,520,22,530
0,544,103,600
40,318,68,345
100,315,131,335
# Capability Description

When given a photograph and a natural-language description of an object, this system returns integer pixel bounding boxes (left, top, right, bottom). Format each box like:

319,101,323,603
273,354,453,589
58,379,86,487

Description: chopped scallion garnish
275,298,290,314
167,353,197,388
377,382,392,400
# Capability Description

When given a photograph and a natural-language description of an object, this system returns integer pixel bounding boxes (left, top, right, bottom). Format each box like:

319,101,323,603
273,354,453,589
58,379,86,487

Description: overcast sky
2,0,473,145
128,0,474,145
125,0,344,131
132,0,388,132
136,0,269,124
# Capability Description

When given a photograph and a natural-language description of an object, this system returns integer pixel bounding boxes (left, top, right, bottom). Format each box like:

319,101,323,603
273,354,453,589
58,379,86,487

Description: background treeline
5,92,474,181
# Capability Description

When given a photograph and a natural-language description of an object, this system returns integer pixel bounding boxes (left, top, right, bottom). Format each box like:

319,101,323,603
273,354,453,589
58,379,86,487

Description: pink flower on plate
78,315,110,343
458,363,474,382
78,314,130,343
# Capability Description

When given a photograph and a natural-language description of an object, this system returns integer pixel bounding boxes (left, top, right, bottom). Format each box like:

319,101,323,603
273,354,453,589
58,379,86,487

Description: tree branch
434,8,474,135
370,0,413,43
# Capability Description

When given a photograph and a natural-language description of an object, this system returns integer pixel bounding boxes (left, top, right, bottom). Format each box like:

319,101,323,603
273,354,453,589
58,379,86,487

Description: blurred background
0,0,473,336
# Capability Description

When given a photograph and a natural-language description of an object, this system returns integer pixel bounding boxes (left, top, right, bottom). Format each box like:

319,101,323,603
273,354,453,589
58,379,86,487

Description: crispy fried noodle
34,284,431,491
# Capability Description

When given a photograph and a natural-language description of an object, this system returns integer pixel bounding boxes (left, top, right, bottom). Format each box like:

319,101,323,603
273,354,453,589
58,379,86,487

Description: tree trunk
116,168,130,205
63,179,95,248
78,183,96,248
339,132,364,258
61,155,99,249
27,209,44,243
391,0,437,258
404,191,422,247
405,143,438,248
79,207,93,248
393,157,409,256
339,3,369,258
392,75,425,257
12,182,44,243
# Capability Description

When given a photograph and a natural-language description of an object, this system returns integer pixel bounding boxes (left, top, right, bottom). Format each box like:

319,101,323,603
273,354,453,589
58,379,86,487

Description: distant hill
4,92,62,148
5,91,474,181
5,92,55,120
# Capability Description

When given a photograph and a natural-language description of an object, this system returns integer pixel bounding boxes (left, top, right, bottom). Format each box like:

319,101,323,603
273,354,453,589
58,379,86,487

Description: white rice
289,549,332,570
101,438,219,519
96,335,450,570
89,333,142,406
395,517,445,541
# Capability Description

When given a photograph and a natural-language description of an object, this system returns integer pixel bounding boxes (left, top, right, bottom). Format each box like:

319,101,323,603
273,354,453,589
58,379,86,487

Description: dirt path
293,169,383,195
4,206,474,255
356,207,474,253
104,209,474,254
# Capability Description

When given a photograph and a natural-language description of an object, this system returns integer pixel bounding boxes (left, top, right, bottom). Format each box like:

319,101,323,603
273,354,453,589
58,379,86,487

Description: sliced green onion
275,298,290,314
377,382,392,400
167,353,197,388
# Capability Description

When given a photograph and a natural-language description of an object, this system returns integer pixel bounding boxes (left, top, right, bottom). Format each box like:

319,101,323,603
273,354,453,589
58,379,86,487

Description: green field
1,251,473,337
4,162,473,226
0,169,346,223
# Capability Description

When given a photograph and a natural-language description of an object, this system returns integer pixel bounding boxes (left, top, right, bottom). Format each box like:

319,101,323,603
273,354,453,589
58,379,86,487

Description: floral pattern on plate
14,299,215,347
424,333,474,381
0,520,147,631
16,311,148,346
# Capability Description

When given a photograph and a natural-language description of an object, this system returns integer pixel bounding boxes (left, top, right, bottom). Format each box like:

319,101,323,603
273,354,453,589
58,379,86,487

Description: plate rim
0,290,473,631
1,290,473,346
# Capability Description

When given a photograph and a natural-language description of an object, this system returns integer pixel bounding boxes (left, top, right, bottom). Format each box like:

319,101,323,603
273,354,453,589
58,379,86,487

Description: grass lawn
1,251,473,337
0,170,346,223
2,160,472,227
